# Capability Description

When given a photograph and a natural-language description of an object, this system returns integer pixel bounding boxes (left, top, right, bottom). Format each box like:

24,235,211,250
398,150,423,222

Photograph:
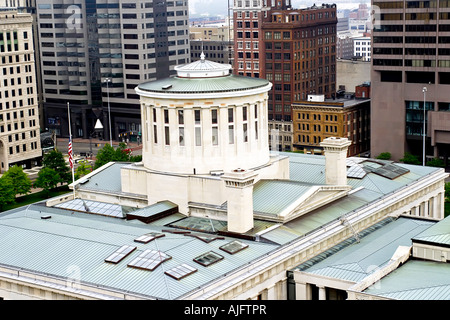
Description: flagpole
67,102,75,200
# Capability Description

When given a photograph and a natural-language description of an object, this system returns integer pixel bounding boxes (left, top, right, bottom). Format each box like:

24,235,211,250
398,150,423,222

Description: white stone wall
139,93,270,175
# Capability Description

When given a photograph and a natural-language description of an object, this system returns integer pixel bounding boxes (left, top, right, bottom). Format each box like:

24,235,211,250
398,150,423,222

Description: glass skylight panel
165,264,198,280
185,233,225,243
372,164,409,180
54,199,124,217
105,245,136,264
193,251,224,267
220,240,249,254
347,164,367,179
134,232,165,244
127,250,172,271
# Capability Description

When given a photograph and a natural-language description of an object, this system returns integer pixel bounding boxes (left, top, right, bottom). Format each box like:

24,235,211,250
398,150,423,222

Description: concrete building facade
353,36,371,61
371,0,450,165
0,7,42,172
36,0,190,142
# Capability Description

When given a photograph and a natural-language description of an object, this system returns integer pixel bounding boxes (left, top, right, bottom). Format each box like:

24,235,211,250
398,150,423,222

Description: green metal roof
363,260,450,300
0,205,277,299
79,162,129,193
128,201,177,218
292,217,435,283
252,180,313,216
412,215,450,247
137,74,270,95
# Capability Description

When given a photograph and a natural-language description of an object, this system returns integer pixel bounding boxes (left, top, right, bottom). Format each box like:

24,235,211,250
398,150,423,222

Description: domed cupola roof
175,52,232,78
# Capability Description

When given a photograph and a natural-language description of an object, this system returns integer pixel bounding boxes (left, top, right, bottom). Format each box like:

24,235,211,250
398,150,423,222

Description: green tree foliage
94,143,140,169
399,152,421,165
2,165,32,196
426,158,445,168
75,159,92,180
42,149,71,184
33,167,61,197
376,152,391,160
0,176,15,210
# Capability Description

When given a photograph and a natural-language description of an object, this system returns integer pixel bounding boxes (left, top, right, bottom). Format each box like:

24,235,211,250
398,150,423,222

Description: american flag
68,137,73,169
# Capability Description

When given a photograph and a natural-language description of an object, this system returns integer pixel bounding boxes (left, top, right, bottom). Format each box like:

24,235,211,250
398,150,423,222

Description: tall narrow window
153,108,158,144
211,109,218,146
195,110,201,146
228,108,234,144
254,104,259,140
178,110,185,146
164,109,170,145
243,123,248,142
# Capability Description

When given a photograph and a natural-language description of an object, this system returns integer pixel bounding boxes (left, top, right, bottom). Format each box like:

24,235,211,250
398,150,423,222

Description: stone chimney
221,169,257,234
320,137,351,186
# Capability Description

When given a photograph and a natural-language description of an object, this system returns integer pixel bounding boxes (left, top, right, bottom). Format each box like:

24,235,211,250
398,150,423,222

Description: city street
55,137,142,160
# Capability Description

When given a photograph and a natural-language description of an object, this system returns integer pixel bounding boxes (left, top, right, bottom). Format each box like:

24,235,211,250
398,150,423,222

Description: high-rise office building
262,4,338,121
36,0,190,141
371,0,450,166
232,0,337,121
0,6,42,172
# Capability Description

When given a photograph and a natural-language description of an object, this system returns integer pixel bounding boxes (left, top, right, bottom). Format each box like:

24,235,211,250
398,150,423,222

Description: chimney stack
221,169,257,234
320,137,351,186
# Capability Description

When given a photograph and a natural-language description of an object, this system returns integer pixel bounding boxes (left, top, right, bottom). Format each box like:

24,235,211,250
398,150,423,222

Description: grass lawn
0,186,71,212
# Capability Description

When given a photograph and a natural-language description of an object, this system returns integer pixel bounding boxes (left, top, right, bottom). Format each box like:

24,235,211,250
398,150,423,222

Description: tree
2,165,32,197
94,143,116,169
75,159,92,180
426,158,445,168
376,152,391,160
33,167,61,197
94,143,140,169
0,176,15,210
42,149,71,184
400,152,421,165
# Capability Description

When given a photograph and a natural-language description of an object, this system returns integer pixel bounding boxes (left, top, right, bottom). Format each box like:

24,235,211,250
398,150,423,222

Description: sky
189,0,370,17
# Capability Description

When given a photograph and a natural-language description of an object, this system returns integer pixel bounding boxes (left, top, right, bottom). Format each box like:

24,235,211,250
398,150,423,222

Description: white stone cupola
135,56,273,175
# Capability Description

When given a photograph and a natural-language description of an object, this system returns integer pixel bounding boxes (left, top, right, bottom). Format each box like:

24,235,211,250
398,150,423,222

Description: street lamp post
89,119,104,159
104,78,112,146
422,86,427,166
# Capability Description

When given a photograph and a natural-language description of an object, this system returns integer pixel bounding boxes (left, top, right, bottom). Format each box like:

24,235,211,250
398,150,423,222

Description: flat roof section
292,217,435,284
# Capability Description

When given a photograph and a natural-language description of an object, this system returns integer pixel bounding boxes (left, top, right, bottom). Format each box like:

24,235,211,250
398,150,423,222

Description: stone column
267,284,276,300
423,201,429,218
279,278,288,300
318,286,327,300
432,195,439,219
295,282,311,300
438,192,445,220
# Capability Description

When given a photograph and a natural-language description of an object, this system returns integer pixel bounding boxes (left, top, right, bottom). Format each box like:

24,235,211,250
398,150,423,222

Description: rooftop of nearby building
0,152,445,299
293,96,370,109
292,217,436,283
362,259,450,300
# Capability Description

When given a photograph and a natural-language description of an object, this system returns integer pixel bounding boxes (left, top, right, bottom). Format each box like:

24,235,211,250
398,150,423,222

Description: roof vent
41,215,51,220
162,84,172,90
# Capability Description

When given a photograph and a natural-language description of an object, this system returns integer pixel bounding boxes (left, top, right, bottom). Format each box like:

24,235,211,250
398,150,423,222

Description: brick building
233,0,338,121
292,94,370,156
